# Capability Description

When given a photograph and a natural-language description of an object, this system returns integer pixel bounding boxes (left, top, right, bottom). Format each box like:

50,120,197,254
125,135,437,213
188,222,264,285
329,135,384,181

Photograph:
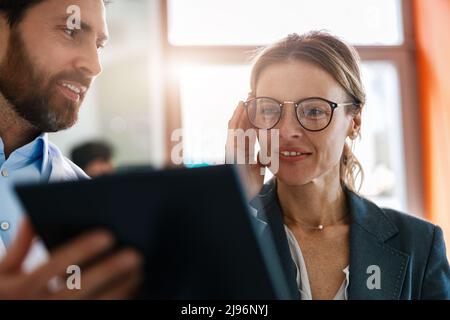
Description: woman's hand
226,100,265,201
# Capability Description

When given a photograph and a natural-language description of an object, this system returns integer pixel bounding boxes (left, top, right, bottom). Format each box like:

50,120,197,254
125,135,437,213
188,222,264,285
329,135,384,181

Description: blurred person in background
71,140,115,177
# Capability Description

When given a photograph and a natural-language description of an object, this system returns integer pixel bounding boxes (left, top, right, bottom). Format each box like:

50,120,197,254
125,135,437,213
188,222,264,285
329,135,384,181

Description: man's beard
0,28,89,132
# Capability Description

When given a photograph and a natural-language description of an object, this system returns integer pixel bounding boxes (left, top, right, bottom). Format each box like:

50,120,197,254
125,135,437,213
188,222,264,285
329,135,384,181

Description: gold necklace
285,212,349,231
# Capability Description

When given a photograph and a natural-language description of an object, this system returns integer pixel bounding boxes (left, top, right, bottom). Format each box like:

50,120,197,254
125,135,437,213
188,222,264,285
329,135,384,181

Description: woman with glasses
226,31,450,300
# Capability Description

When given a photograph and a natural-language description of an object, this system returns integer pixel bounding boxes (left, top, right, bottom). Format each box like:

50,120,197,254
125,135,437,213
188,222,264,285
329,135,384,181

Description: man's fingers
79,249,142,299
28,230,114,291
53,248,143,300
97,271,143,300
0,218,35,273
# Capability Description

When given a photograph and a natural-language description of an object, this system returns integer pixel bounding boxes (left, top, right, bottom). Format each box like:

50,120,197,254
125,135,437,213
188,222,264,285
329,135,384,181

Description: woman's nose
276,103,305,139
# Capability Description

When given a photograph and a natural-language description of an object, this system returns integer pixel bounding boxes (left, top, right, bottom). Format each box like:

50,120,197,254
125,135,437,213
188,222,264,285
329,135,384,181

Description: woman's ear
348,109,362,138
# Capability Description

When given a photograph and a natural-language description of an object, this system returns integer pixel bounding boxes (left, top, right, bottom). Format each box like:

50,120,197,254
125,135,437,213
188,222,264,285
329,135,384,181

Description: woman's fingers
236,102,253,131
226,100,265,199
226,100,261,165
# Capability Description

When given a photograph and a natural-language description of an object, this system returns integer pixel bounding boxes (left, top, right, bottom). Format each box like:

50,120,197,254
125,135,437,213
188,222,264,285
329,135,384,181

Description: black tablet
15,165,291,299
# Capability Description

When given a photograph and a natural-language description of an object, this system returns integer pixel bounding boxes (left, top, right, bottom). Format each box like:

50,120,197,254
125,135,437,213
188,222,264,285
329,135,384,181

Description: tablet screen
15,165,292,299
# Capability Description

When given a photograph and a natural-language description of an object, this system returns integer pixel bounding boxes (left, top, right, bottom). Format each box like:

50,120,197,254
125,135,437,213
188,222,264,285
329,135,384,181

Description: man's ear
0,15,10,61
0,12,8,29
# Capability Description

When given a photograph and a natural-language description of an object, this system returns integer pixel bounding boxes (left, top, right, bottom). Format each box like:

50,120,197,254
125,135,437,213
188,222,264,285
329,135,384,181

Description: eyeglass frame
244,96,361,132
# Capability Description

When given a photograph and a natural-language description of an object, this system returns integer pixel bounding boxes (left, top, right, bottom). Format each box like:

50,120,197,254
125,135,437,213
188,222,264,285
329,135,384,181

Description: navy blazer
250,181,450,300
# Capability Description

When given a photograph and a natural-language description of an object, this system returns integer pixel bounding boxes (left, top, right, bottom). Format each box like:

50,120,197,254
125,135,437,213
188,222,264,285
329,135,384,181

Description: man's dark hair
70,140,114,171
0,0,110,27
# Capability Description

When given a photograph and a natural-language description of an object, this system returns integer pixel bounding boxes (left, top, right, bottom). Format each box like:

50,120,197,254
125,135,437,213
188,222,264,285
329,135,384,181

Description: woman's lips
278,148,312,163
279,153,311,162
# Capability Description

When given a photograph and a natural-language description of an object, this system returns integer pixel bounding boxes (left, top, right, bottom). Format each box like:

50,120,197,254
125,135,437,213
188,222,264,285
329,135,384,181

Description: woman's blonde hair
250,31,365,192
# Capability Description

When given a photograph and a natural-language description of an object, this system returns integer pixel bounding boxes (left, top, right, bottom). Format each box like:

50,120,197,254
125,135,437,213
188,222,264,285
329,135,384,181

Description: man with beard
0,0,143,299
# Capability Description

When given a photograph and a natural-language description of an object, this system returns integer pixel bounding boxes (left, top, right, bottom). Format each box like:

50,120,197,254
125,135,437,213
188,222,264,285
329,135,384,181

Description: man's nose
73,45,102,78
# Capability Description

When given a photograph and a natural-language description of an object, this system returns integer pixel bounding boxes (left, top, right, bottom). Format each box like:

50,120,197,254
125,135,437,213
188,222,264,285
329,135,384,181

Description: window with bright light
164,0,418,214
169,0,403,46
179,65,250,165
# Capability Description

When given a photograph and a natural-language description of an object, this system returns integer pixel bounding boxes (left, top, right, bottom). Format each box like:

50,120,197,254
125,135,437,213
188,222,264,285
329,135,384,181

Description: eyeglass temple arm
337,102,361,107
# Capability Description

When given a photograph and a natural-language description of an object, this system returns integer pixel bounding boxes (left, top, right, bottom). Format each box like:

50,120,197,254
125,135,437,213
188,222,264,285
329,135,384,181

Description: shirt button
1,169,8,177
0,221,10,231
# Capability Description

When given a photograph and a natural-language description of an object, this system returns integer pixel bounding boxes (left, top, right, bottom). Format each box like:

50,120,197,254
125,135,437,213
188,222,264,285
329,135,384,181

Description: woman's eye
261,107,278,115
306,108,325,117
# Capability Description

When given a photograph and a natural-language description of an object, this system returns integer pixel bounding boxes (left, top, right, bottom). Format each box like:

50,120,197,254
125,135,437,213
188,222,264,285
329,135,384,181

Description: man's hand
0,219,143,300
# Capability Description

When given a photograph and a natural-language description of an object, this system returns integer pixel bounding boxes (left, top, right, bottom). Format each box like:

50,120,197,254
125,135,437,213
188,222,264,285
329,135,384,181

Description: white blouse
284,226,349,300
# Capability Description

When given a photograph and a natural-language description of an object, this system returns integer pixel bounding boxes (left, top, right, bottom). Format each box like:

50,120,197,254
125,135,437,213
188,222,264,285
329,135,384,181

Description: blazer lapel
346,190,410,299
250,182,300,299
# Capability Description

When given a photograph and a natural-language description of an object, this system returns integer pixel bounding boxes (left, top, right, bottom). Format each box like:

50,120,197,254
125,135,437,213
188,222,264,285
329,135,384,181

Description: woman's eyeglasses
244,97,360,132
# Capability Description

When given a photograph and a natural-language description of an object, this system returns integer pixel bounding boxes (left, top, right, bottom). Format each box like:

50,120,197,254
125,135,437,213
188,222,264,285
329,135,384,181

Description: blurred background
49,0,450,254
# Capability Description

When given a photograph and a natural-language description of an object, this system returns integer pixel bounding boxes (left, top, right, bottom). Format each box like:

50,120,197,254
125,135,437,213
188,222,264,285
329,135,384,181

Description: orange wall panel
413,0,450,254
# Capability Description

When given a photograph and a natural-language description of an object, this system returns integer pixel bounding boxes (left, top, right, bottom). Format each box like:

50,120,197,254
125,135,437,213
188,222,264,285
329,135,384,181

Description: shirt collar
38,133,50,174
0,133,49,174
